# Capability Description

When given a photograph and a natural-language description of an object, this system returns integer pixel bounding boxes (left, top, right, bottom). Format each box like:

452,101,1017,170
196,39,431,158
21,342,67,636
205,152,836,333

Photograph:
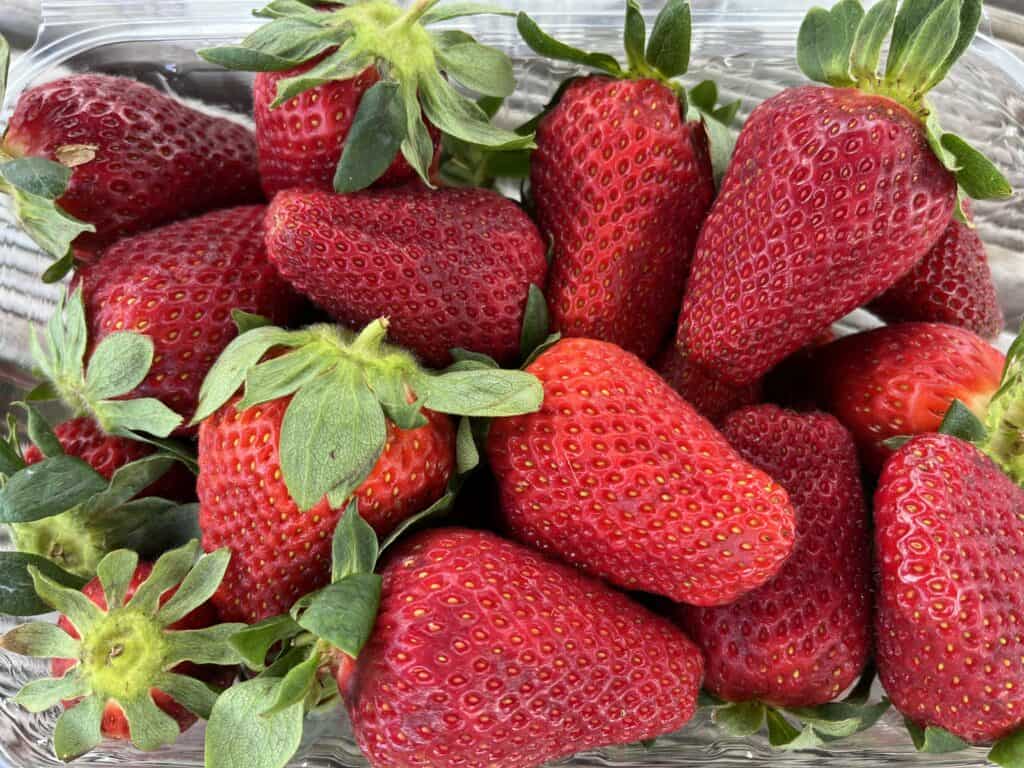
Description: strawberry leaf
205,678,304,768
516,13,624,77
331,502,379,582
334,80,407,194
646,0,691,78
796,0,863,87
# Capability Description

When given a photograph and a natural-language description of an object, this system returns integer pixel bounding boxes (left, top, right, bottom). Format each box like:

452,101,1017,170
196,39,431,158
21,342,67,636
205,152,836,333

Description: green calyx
30,288,183,440
0,542,245,761
0,35,96,280
797,0,1012,207
197,0,533,194
192,317,542,512
976,322,1024,485
702,668,890,751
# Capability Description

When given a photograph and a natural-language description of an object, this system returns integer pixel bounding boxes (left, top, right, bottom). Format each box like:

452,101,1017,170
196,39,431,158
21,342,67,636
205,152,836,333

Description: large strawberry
519,0,719,359
812,322,1004,473
869,212,1003,339
678,405,871,708
200,0,532,195
0,66,260,278
0,542,244,761
677,0,1011,386
192,317,543,622
486,337,796,606
264,186,548,368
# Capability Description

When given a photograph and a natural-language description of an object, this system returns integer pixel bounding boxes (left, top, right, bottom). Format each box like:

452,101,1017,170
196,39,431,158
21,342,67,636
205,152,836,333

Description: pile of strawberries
0,0,1022,767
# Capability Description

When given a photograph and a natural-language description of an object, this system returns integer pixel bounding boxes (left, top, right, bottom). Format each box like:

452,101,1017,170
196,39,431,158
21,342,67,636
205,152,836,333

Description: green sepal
435,40,515,99
905,719,970,753
205,677,305,768
0,454,107,524
154,672,222,720
232,309,272,335
198,17,343,72
124,540,202,615
421,2,515,24
0,621,81,659
97,548,140,611
456,417,479,476
0,551,87,615
22,401,63,458
938,398,987,443
519,283,550,364
378,488,456,552
516,13,623,76
270,47,373,110
849,0,896,80
0,34,9,105
231,614,304,671
980,320,1024,484
259,646,320,716
796,0,863,87
991,728,1024,768
122,692,181,752
15,668,90,712
713,701,766,736
52,694,104,762
646,0,691,78
156,548,232,627
522,332,562,369
331,502,379,581
163,623,249,667
334,80,407,194
292,573,382,658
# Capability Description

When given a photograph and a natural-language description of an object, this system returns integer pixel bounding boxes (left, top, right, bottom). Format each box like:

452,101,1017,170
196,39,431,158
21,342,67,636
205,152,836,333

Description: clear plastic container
1,1,1023,766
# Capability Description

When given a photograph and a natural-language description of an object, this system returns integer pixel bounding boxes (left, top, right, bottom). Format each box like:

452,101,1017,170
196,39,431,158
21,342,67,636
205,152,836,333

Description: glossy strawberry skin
23,416,195,501
254,62,435,197
532,77,715,360
679,85,956,386
678,405,871,707
870,216,1003,339
875,434,1024,743
814,322,1004,473
197,396,455,623
486,337,796,607
77,206,298,430
265,187,549,368
340,527,705,768
4,74,261,252
51,562,231,739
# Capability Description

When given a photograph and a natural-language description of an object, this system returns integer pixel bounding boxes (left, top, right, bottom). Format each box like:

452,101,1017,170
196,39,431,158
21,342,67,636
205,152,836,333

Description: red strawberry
264,186,548,367
198,396,455,623
2,74,261,263
0,542,242,761
200,1,531,194
870,215,1003,339
523,10,716,359
813,322,1004,473
875,433,1024,744
486,337,796,606
253,59,438,197
338,527,705,768
654,332,762,423
23,416,194,502
677,0,1010,387
76,205,298,429
678,405,871,707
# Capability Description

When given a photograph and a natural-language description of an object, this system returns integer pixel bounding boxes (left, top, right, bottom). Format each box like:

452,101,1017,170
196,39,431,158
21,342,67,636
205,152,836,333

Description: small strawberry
520,1,719,359
0,69,261,278
0,542,244,761
678,405,871,708
200,0,532,195
192,317,543,623
486,337,796,606
870,212,1003,339
812,322,1004,473
677,0,1011,386
875,433,1024,747
264,186,548,368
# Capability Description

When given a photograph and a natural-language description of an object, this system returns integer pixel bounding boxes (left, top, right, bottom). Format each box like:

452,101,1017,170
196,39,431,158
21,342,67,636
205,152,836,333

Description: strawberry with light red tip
486,336,796,606
677,0,1011,387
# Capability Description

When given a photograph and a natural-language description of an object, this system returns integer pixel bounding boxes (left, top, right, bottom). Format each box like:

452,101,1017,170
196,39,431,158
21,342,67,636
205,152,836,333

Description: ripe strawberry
198,395,455,623
813,322,1004,473
870,214,1003,339
76,205,298,429
486,337,796,606
1,73,261,269
253,59,438,197
1,543,244,761
200,1,531,194
654,331,761,423
264,186,548,367
875,433,1024,744
522,8,717,359
338,527,705,768
677,0,1010,386
678,405,871,707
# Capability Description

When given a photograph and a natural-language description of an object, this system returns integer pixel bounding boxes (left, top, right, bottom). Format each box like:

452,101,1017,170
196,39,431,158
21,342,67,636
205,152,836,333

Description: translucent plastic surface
1,1,1023,766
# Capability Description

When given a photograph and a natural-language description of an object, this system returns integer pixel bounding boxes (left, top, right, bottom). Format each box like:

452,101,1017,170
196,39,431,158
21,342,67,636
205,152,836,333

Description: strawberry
200,0,532,195
875,433,1024,746
869,213,1003,339
0,72,261,277
198,395,455,623
192,317,543,622
73,206,299,430
253,58,439,197
338,527,705,768
654,330,762,423
520,3,718,359
264,186,548,368
678,405,871,707
0,542,245,761
812,322,1004,473
486,337,796,606
677,0,1011,386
